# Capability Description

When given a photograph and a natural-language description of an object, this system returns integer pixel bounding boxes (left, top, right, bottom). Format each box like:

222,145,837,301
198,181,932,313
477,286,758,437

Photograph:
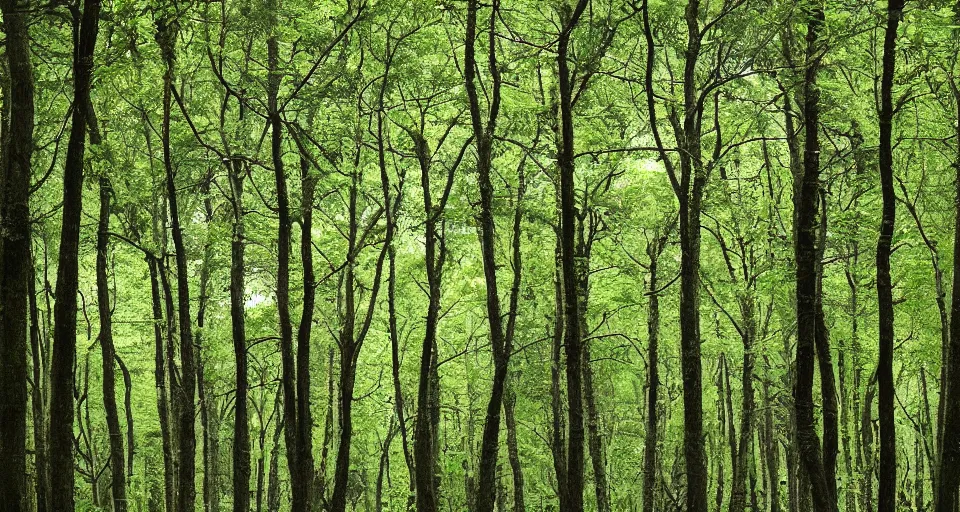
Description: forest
1,0,958,510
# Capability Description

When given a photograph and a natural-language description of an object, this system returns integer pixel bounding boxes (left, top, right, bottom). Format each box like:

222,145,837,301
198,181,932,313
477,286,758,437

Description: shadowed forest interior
1,0,957,510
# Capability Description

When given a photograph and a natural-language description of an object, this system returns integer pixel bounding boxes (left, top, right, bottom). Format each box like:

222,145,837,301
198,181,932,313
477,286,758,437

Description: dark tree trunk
330,150,391,512
29,253,49,512
227,159,251,512
0,0,34,504
464,1,525,511
195,172,219,512
555,2,591,510
642,0,708,507
876,2,903,511
148,256,177,512
115,354,134,478
409,126,451,512
157,18,197,512
504,378,525,512
550,241,568,512
762,357,781,512
815,192,839,502
49,0,101,507
793,5,836,511
295,153,316,511
642,230,668,512
96,177,127,511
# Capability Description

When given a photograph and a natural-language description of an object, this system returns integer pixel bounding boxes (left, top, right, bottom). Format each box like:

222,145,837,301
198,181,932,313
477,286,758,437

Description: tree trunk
157,18,198,511
49,0,101,507
0,0,34,504
876,2,903,511
96,177,127,511
29,253,49,512
149,256,177,512
228,158,251,512
115,354,134,478
642,231,667,512
793,5,836,511
555,2,591,510
816,191,839,502
504,377,525,512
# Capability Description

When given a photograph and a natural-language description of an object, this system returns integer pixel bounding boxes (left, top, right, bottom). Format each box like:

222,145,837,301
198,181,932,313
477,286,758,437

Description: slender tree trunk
555,2,591,510
793,6,836,511
264,5,308,506
115,355,134,478
49,0,101,507
550,241,568,512
730,295,756,512
876,2,903,510
0,0,34,504
29,253,49,512
862,372,877,512
228,159,251,512
815,191,839,502
196,172,219,512
583,343,610,512
642,232,667,512
96,177,127,511
149,256,177,512
762,357,781,512
463,1,526,510
157,19,198,511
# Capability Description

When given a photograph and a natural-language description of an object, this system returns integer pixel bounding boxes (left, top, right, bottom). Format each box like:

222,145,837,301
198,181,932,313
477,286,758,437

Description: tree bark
96,177,127,511
876,2,903,511
157,18,198,512
227,158,251,512
148,255,177,512
555,2,591,510
642,229,668,512
0,0,34,505
793,5,836,511
49,0,101,507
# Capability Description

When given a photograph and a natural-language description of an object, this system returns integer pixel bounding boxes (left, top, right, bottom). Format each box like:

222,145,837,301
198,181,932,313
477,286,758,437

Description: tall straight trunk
939,0,960,504
195,172,219,512
555,2,591,510
583,345,610,512
678,1,709,508
385,179,415,505
96,177,127,511
49,0,100,507
730,296,756,512
643,0,709,506
876,2,902,511
762,357,781,512
295,153,316,510
642,232,667,512
264,10,308,508
149,256,177,511
29,253,49,512
862,373,876,512
0,0,34,505
227,159,251,512
157,18,198,512
409,125,453,512
550,241,568,511
793,6,836,511
410,141,438,512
